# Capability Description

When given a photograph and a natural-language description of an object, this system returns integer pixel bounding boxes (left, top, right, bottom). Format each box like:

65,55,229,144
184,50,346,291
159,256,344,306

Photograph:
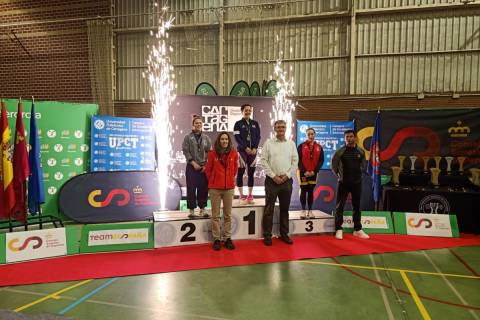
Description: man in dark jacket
331,129,369,240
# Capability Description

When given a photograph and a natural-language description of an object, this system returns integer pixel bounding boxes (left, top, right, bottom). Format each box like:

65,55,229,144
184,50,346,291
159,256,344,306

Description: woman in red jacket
205,132,239,251
297,127,324,219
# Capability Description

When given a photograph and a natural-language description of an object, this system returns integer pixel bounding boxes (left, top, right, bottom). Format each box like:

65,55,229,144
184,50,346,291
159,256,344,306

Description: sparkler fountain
145,9,176,210
270,46,296,139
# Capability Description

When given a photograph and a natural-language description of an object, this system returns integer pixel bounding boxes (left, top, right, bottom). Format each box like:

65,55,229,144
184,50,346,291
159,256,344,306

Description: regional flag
367,111,382,203
0,101,15,220
12,100,30,222
28,101,45,215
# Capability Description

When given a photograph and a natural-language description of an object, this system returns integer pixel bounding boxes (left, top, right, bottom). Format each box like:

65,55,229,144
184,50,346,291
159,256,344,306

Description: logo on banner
418,195,450,214
88,228,149,246
109,137,139,149
47,129,57,138
88,189,131,208
94,119,106,130
407,218,433,228
299,124,309,134
405,213,453,237
448,120,470,138
54,172,64,181
5,229,67,263
343,216,388,229
313,186,335,203
48,186,57,195
202,105,241,132
8,236,43,251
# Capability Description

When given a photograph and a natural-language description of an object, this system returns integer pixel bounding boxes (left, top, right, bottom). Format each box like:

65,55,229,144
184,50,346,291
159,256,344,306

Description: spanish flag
0,100,15,220
12,99,30,222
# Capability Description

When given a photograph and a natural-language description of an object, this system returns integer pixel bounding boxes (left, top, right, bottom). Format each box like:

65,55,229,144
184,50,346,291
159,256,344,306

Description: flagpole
376,106,380,211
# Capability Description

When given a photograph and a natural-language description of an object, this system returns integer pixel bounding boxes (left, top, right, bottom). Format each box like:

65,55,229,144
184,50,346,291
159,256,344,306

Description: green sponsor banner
195,82,217,96
3,99,98,220
393,212,459,237
393,212,407,234
230,80,250,96
264,80,278,96
0,233,5,264
450,215,460,238
342,211,394,234
250,81,261,96
80,222,154,253
66,224,81,255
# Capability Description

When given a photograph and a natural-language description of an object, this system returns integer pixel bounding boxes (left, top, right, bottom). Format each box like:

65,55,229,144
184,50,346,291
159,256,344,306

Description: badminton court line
58,278,118,315
14,279,93,312
299,260,480,279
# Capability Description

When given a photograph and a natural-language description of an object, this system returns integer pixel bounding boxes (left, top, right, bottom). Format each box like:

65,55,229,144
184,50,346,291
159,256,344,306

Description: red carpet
1,234,479,287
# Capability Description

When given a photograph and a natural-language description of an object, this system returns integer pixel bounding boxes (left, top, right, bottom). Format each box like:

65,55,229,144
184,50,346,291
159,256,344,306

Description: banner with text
296,120,354,170
393,212,459,237
6,228,67,263
80,222,154,253
3,99,98,219
90,116,155,172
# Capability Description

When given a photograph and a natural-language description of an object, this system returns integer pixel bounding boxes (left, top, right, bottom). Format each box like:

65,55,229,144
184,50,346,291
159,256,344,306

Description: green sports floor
0,246,479,320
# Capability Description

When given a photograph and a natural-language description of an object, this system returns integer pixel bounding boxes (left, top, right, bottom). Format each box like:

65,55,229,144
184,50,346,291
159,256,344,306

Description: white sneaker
200,208,209,217
335,230,343,240
353,229,370,239
188,209,198,218
307,210,314,219
300,210,307,219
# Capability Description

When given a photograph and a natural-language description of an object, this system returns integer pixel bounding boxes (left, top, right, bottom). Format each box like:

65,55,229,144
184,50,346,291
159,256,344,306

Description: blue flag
28,102,45,214
367,111,382,203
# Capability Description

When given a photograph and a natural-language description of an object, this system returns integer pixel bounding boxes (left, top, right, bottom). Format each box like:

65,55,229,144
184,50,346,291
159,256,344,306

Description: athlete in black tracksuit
331,135,366,232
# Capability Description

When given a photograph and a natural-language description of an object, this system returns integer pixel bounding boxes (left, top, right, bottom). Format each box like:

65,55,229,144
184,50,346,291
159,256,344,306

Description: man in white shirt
260,120,299,246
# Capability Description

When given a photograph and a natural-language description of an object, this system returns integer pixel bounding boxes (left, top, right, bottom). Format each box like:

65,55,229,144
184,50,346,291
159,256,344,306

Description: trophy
457,157,466,174
469,168,480,187
391,166,402,186
434,156,442,170
398,156,406,172
430,167,441,187
445,156,454,175
422,156,430,174
409,156,418,174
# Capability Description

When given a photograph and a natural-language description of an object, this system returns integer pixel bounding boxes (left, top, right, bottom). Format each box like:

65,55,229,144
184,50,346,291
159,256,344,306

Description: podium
153,198,334,248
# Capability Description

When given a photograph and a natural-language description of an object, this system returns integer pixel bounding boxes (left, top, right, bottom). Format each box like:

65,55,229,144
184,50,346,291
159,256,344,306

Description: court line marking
299,260,480,279
369,254,395,320
422,251,480,320
71,299,232,320
59,278,118,315
400,271,431,320
14,279,93,312
329,256,480,311
4,288,77,300
4,288,230,320
449,248,480,277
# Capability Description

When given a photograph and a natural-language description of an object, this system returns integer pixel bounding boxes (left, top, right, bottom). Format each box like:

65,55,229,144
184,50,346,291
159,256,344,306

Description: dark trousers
186,164,208,209
334,181,362,231
237,166,256,187
263,177,293,238
237,151,256,187
300,184,315,210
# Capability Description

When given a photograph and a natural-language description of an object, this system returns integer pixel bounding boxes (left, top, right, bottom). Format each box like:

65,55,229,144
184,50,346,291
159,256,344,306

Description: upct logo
88,189,131,208
408,218,433,228
8,236,43,252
